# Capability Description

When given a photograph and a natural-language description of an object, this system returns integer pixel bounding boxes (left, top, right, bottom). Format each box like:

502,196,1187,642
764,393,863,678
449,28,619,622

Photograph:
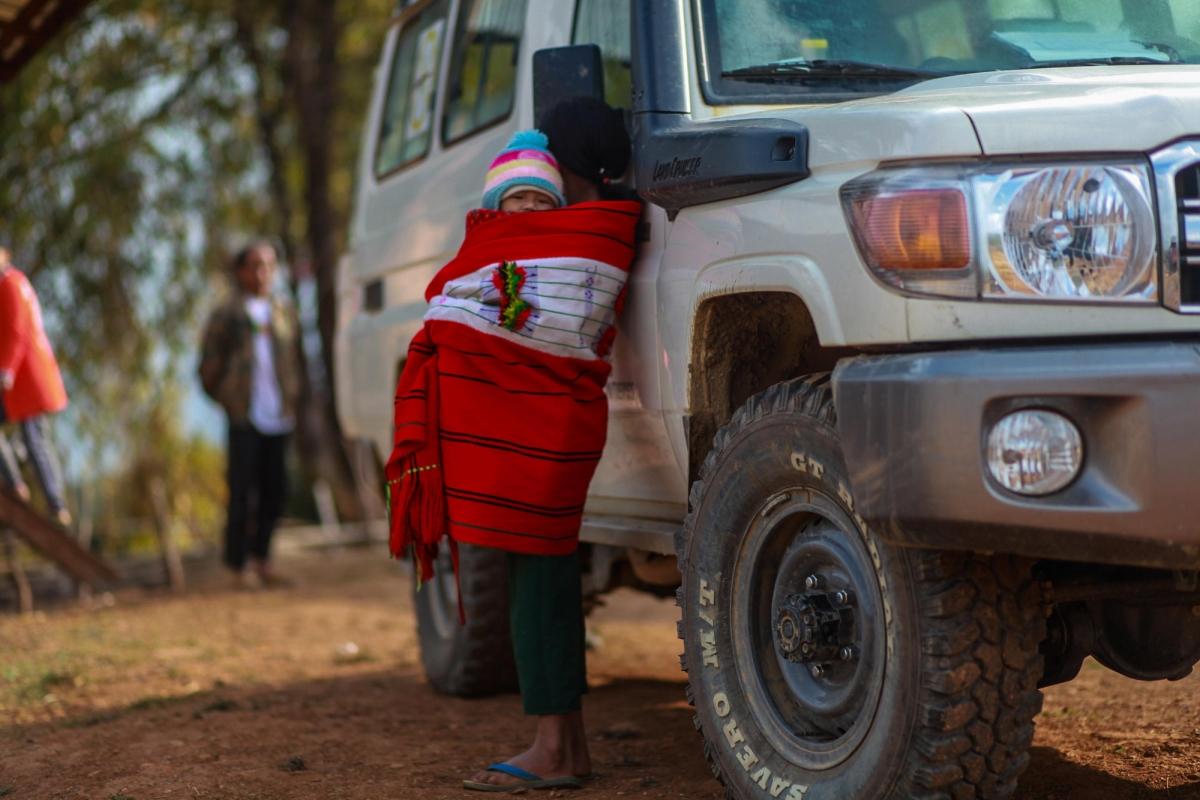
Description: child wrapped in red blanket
386,192,641,582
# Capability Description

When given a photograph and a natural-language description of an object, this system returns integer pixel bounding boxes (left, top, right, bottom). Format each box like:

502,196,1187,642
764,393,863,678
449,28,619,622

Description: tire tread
675,375,1045,800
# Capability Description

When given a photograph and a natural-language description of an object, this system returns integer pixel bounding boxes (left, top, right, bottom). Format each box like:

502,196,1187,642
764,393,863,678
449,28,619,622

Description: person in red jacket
0,246,71,526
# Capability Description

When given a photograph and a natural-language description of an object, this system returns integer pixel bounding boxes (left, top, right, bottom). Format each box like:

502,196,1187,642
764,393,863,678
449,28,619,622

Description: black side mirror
532,44,604,127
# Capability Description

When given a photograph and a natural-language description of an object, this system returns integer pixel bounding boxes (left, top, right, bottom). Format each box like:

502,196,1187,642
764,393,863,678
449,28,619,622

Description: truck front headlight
976,164,1156,302
841,161,1158,303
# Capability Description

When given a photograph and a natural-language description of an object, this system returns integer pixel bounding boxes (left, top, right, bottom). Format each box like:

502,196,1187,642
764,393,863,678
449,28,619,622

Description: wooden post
74,482,94,601
149,477,185,592
2,529,32,613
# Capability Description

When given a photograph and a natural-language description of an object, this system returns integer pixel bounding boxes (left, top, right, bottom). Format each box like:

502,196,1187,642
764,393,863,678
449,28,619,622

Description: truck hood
720,66,1200,168
887,66,1200,155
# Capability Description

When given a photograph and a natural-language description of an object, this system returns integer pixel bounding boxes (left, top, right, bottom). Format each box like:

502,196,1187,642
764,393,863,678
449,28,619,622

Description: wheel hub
774,577,858,666
735,493,886,764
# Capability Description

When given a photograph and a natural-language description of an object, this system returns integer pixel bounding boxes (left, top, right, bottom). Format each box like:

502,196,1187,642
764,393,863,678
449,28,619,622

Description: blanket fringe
387,456,445,585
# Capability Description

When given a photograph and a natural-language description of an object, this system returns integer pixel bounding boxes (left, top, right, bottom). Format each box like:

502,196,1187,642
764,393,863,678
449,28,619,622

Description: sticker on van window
406,18,445,141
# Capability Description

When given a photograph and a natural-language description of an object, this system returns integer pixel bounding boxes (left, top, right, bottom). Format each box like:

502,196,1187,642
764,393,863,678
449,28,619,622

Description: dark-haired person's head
538,97,632,204
233,241,277,297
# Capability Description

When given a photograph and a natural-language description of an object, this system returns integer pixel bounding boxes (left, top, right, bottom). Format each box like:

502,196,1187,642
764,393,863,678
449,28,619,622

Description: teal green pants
507,551,587,716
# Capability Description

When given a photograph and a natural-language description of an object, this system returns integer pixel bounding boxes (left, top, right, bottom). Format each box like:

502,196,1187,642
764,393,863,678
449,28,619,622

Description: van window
573,0,633,109
375,0,450,177
442,0,528,143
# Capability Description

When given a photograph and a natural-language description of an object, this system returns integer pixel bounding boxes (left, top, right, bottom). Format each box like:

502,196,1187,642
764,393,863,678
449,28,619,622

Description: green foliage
0,1,255,405
93,380,227,553
0,0,394,547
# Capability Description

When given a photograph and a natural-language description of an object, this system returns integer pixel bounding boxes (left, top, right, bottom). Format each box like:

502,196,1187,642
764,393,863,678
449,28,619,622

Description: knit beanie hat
482,130,566,210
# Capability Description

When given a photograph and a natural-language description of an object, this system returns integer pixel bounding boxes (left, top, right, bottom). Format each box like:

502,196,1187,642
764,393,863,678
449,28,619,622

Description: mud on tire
676,376,1045,800
414,543,518,697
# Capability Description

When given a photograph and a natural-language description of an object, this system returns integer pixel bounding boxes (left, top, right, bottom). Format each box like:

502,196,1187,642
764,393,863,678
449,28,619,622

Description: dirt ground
2,544,1199,800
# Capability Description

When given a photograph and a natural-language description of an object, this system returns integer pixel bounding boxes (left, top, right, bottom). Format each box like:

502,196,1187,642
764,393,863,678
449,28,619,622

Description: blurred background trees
0,0,394,557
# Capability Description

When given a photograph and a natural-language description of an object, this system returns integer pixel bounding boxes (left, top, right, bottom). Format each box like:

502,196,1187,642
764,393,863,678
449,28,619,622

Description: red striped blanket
387,200,641,581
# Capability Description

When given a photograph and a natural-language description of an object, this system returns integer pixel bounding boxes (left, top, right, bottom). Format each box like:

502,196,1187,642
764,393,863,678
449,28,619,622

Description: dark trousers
0,430,19,492
0,414,67,513
507,551,588,716
224,424,289,571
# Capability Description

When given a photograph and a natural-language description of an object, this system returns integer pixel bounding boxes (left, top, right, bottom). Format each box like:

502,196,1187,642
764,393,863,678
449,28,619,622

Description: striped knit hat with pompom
482,129,566,210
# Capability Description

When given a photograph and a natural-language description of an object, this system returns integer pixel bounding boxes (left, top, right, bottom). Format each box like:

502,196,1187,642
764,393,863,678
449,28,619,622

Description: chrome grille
1180,164,1200,305
1153,141,1200,312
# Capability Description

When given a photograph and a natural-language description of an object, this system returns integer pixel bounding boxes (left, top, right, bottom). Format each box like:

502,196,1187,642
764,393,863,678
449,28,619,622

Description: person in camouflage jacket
198,242,302,588
198,282,301,425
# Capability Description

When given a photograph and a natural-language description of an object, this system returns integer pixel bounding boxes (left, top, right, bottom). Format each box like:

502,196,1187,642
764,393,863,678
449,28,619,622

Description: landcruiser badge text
653,155,702,182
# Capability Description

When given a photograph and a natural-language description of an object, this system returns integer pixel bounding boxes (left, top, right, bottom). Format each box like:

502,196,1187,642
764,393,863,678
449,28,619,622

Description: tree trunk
285,0,366,523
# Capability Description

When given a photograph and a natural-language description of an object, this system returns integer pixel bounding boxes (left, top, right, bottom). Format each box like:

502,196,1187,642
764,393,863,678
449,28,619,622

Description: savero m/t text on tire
676,376,1046,800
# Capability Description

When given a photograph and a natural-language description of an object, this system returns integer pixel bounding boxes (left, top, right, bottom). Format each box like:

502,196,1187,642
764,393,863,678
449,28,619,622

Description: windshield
702,0,1200,98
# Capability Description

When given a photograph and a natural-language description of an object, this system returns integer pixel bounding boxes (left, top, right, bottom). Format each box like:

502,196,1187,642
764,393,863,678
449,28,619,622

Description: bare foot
470,712,591,787
567,711,591,777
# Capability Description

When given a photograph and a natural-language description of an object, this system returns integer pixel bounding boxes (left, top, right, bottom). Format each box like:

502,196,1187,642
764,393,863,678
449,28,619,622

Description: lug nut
833,589,853,606
839,645,858,662
805,575,823,591
809,664,824,678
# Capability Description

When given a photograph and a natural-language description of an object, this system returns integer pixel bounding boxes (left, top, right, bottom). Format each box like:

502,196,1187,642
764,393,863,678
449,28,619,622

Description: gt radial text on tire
414,542,519,697
676,375,1046,800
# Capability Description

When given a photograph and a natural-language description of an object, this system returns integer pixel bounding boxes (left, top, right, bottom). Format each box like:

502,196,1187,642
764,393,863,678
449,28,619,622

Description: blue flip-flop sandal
462,763,584,792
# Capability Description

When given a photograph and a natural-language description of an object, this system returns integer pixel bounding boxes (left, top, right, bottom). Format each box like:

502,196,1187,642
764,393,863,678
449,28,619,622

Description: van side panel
340,0,573,456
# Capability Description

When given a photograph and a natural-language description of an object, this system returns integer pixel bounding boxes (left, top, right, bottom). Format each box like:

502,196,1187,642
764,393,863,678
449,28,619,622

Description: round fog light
986,410,1083,496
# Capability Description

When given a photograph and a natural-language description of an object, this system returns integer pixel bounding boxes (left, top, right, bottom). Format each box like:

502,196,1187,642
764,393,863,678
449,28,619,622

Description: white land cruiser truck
336,1,1200,797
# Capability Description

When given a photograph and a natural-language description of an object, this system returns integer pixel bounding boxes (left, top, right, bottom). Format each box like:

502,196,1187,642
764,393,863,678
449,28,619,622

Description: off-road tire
676,375,1045,800
414,543,518,696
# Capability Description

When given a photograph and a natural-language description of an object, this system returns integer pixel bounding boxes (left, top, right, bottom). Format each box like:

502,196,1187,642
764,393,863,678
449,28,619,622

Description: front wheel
677,376,1045,800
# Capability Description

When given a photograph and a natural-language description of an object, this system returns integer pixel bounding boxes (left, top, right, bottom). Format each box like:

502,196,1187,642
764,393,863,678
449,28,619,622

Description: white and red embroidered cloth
387,201,641,580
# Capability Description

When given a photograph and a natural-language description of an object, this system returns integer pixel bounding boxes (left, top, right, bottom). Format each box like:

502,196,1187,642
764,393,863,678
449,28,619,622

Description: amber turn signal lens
849,189,970,271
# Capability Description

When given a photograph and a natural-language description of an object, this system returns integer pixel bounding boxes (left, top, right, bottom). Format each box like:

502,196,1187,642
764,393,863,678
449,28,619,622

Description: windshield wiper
723,59,947,82
1020,56,1173,67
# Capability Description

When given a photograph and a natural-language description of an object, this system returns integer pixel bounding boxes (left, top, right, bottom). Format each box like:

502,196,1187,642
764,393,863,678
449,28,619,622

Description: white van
336,2,1200,798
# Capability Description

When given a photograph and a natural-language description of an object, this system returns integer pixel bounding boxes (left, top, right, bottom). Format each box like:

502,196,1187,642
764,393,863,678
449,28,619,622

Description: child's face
500,189,558,213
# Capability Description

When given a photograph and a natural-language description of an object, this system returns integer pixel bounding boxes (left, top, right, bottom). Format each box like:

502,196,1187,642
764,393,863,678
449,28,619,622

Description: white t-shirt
244,297,294,435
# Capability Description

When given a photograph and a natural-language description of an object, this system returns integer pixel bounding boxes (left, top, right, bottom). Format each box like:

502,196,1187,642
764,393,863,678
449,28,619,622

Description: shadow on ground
6,670,1197,800
1018,747,1200,800
0,670,720,800
3,546,1198,799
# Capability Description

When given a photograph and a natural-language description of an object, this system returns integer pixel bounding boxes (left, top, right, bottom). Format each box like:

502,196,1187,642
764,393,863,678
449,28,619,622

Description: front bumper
832,341,1200,570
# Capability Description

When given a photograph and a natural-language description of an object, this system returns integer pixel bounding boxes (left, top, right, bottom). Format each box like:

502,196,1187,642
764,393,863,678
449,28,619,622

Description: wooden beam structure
0,484,117,585
0,0,92,83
